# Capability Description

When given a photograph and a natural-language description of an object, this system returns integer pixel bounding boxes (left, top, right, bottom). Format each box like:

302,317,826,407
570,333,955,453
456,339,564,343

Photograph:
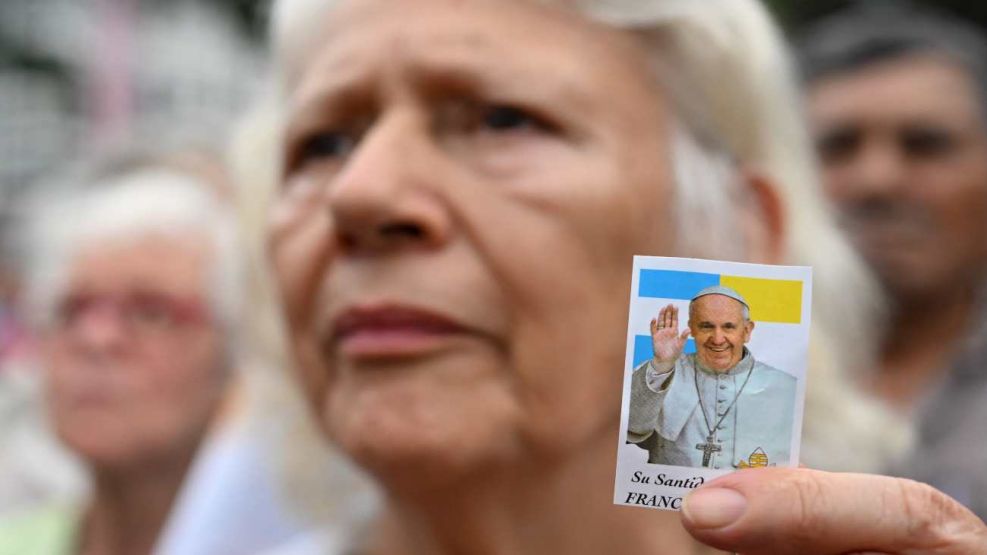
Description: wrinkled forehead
689,294,746,321
271,0,742,163
66,234,210,293
274,0,643,93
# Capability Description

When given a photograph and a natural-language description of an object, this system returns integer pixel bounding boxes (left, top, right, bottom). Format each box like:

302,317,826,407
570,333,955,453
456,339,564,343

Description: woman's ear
738,167,785,264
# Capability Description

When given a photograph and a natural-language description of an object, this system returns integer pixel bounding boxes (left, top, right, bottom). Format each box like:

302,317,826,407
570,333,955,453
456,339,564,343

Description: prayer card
614,256,810,511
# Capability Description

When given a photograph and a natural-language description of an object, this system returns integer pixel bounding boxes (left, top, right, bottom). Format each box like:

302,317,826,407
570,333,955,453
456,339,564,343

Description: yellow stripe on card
719,276,803,324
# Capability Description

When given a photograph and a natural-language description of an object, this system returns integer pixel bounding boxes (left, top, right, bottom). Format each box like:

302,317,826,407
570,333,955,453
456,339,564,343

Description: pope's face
688,295,753,373
269,0,677,482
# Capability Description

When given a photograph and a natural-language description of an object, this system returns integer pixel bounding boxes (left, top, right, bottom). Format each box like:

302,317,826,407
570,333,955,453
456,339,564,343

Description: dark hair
797,1,987,118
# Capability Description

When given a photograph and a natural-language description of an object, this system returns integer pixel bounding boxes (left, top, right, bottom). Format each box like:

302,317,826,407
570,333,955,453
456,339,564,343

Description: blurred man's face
270,0,679,486
45,235,226,470
688,295,753,372
809,55,987,301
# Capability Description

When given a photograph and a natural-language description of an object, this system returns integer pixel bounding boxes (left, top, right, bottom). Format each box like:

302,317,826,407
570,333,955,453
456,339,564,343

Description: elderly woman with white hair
244,0,987,552
0,154,310,555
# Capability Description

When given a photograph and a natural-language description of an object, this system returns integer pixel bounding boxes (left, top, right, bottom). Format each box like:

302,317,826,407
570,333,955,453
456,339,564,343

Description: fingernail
682,487,748,529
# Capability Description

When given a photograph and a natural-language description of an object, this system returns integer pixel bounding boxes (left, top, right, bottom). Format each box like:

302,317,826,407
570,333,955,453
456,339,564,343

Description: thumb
680,328,690,341
680,468,987,555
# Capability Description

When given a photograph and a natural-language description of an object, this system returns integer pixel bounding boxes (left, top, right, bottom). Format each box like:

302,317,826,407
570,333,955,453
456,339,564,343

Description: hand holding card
681,467,987,554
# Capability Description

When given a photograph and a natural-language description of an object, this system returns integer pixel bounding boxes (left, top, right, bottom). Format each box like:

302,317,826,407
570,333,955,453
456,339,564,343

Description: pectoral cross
695,435,722,467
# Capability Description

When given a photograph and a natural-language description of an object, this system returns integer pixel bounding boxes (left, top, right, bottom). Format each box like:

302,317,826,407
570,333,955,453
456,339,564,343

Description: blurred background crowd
0,2,369,554
1,0,987,553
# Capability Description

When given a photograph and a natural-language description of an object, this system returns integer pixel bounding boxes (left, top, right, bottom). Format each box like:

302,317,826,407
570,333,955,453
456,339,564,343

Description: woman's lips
330,304,471,359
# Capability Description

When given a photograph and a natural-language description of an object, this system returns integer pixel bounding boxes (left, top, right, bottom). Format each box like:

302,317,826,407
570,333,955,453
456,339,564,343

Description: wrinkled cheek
291,333,335,424
267,214,338,422
270,244,325,324
510,254,630,453
522,378,622,457
267,192,335,317
513,320,625,455
271,265,334,418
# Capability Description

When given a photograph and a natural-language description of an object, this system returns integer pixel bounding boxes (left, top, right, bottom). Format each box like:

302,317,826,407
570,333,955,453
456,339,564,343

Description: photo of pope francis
628,285,796,470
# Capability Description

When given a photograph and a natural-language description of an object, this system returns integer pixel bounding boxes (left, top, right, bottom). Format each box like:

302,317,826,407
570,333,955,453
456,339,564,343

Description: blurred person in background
237,0,986,553
0,0,265,374
0,0,352,549
0,153,316,555
799,1,987,518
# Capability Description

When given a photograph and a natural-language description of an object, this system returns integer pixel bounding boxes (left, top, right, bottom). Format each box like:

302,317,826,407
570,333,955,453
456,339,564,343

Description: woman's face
270,0,677,484
45,236,226,470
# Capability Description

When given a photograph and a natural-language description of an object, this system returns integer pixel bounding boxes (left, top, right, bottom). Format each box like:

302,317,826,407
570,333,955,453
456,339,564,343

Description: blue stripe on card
633,335,695,367
638,269,720,300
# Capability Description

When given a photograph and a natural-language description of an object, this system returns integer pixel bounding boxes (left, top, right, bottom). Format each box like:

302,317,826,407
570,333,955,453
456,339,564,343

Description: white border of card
613,256,811,511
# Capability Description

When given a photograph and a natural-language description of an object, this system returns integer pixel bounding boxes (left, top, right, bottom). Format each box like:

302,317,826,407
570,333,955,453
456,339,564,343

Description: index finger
680,468,987,554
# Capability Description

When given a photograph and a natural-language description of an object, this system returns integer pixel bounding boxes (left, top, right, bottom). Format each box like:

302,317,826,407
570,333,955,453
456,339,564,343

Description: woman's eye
481,105,539,132
296,131,356,164
55,296,91,326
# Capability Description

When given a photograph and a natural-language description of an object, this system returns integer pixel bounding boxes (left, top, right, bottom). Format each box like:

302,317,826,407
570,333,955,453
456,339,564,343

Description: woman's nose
323,110,452,255
69,304,129,353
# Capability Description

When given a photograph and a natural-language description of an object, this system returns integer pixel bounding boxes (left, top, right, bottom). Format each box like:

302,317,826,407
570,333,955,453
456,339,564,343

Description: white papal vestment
628,349,796,469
